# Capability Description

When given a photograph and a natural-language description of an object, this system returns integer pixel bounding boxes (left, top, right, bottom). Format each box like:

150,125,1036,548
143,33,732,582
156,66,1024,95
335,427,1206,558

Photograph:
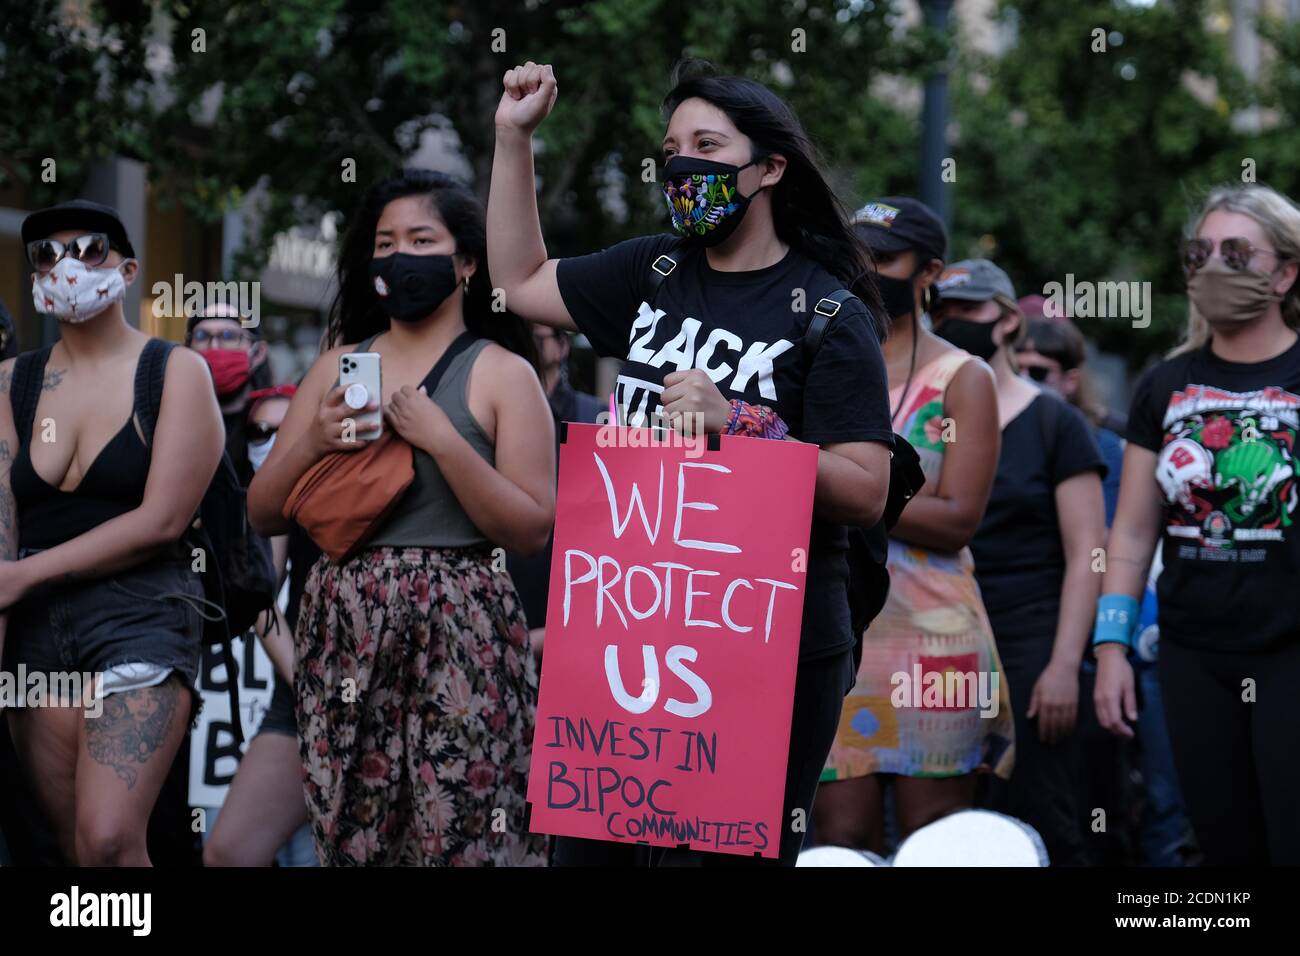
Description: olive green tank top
349,334,495,549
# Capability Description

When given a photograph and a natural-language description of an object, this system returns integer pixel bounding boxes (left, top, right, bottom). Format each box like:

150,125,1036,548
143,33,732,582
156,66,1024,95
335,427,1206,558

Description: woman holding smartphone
0,201,223,866
247,170,555,866
488,59,894,867
1095,184,1300,865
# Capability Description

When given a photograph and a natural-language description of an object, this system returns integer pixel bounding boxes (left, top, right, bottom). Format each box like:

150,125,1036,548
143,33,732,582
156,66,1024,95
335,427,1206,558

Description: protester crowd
1,58,1298,868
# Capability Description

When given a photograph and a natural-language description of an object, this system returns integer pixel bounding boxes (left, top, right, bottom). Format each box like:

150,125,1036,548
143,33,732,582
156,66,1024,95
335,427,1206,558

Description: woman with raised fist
489,59,894,867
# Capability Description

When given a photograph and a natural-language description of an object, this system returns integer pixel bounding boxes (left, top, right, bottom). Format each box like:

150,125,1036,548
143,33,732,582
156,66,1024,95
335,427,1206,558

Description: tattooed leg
85,681,181,789
75,675,192,866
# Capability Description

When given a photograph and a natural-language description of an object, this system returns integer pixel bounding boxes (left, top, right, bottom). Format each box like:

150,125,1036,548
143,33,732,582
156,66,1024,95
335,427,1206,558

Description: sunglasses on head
1181,236,1288,277
248,421,279,444
26,233,114,273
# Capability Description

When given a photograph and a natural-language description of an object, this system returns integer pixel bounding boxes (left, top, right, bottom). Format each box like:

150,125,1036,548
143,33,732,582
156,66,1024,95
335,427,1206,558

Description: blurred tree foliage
0,0,146,204
79,0,922,275
950,0,1262,360
6,0,1300,368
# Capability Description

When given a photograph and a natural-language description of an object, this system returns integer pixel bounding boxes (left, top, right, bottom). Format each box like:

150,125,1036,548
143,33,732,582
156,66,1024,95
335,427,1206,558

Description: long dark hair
662,60,885,339
327,169,537,366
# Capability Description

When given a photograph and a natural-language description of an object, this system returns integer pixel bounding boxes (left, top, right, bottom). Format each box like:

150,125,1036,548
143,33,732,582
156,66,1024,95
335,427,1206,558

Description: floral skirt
294,546,547,866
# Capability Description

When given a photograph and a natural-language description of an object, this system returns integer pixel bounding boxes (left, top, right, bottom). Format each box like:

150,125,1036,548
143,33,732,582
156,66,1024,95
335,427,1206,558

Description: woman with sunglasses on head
931,261,1107,866
247,170,554,866
814,199,1013,854
489,59,894,868
1095,184,1300,865
0,201,224,866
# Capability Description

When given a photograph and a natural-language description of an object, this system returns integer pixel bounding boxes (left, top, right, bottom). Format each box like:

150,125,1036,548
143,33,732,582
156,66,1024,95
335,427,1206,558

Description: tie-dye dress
824,349,1015,781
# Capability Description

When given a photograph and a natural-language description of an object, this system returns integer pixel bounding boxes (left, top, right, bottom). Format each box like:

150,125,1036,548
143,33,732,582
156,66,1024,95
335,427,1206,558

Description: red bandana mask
202,348,252,397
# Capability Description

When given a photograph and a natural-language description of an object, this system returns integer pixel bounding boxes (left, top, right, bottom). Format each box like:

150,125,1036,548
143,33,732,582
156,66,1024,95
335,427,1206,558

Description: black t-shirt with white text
1128,339,1300,651
556,235,894,659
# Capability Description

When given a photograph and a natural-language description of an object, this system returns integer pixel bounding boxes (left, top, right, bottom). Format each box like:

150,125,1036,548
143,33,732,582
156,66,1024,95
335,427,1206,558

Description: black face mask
934,315,1000,361
874,272,917,321
662,155,764,247
368,253,460,324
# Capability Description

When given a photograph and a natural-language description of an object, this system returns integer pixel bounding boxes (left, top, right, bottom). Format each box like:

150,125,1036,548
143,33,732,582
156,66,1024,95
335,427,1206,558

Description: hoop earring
923,285,933,315
464,276,470,294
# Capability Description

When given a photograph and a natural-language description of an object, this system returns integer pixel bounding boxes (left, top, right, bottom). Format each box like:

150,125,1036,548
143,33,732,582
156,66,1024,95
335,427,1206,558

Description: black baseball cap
851,196,947,265
21,199,136,260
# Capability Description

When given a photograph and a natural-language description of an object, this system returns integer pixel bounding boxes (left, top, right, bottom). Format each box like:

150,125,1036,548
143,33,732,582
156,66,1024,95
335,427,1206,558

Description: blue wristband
1093,594,1139,649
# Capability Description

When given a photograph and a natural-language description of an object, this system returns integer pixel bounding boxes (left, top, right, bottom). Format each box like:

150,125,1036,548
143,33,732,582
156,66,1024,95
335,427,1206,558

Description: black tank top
10,345,153,550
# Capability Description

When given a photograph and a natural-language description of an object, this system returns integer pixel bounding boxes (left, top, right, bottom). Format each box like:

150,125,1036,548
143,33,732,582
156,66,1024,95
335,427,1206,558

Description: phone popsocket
344,383,369,409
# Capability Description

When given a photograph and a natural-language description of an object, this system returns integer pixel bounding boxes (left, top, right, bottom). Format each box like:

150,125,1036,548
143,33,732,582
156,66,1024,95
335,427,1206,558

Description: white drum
891,810,1048,867
796,845,890,867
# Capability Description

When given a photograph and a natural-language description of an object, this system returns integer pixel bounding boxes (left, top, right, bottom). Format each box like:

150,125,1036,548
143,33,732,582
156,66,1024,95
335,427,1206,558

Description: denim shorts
5,554,205,703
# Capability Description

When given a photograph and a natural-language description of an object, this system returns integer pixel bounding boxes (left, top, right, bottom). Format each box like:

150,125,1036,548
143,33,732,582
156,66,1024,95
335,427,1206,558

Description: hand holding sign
661,368,731,436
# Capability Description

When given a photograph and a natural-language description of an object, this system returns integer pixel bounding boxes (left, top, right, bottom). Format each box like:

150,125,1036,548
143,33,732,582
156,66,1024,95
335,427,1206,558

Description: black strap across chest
11,345,54,450
644,244,858,362
351,331,478,399
419,331,477,395
12,341,162,450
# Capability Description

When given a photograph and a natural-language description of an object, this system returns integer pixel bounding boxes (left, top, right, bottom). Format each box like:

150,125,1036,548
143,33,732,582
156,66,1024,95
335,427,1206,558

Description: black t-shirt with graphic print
556,234,894,660
1128,338,1300,651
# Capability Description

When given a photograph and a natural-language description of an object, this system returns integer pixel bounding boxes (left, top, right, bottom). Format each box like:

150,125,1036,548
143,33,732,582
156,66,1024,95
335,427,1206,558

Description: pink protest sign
526,424,819,858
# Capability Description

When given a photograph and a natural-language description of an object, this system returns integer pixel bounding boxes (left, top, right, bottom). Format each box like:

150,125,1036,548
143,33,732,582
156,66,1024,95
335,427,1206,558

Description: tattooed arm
0,358,18,659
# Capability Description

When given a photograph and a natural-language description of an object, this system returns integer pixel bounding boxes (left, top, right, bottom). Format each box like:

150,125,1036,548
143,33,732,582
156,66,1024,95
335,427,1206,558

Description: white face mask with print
248,432,276,473
31,256,131,324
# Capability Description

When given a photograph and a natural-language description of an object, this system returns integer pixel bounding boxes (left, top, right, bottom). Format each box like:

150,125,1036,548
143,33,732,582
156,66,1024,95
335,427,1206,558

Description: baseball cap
851,197,948,265
22,199,136,260
935,259,1017,303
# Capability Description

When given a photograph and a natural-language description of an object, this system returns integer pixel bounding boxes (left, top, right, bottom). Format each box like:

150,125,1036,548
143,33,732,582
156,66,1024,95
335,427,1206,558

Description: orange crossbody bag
282,332,476,563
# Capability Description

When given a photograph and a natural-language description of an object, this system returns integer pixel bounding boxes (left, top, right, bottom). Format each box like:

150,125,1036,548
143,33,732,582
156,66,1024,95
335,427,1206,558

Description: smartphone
339,351,383,439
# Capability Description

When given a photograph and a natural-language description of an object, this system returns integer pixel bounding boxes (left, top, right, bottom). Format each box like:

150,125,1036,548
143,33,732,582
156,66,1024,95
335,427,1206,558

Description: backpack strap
645,240,690,309
136,338,176,448
135,339,247,742
11,345,54,449
803,289,859,370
